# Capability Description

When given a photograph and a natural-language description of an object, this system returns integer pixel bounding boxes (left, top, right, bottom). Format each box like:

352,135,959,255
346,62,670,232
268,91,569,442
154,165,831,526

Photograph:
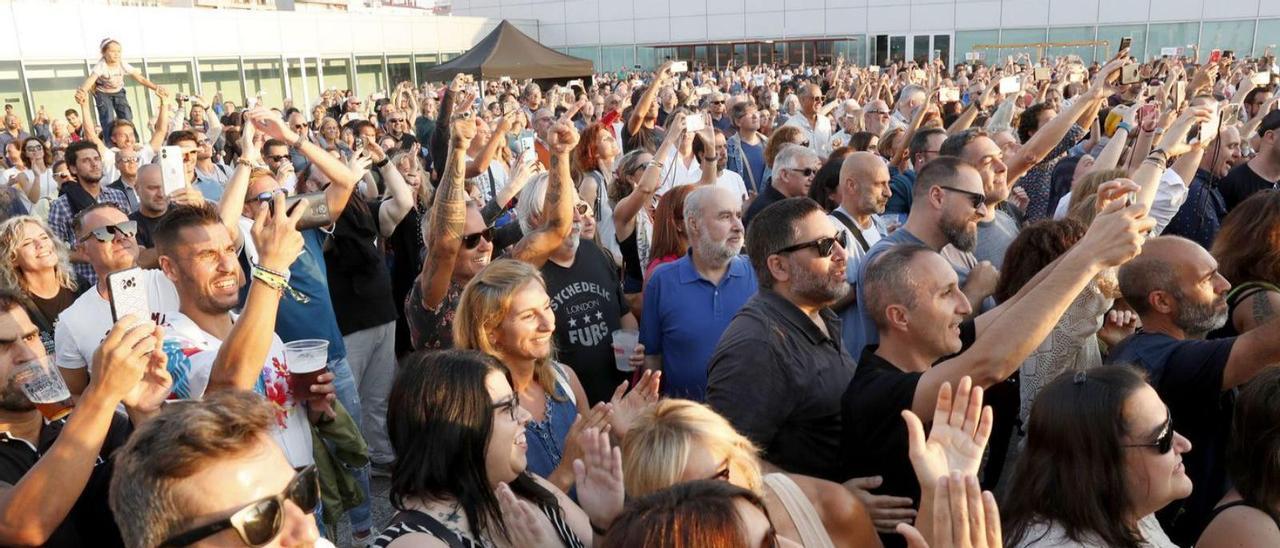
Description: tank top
524,363,579,480
1206,499,1280,530
1208,281,1280,339
762,473,835,548
372,503,584,548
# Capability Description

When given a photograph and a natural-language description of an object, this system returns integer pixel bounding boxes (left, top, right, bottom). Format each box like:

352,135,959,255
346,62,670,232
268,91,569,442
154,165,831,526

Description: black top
324,199,398,335
1218,162,1278,212
1106,332,1236,546
27,285,79,354
706,289,858,481
743,185,787,229
0,412,132,548
621,122,665,154
1208,281,1280,340
386,206,424,356
541,240,630,404
128,209,163,249
617,228,643,294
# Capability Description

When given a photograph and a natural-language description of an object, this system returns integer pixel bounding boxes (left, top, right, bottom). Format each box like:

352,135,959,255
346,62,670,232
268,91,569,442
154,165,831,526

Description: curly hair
0,216,77,294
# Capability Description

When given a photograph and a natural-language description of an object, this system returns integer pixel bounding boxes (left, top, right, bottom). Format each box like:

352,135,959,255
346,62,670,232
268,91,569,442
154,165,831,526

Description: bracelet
235,158,261,170
373,157,390,169
254,262,291,281
1147,148,1169,165
252,266,310,303
647,160,664,170
1116,121,1134,134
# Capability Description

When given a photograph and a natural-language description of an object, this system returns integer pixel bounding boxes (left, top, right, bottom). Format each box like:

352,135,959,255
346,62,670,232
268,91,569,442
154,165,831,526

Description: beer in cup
284,339,329,404
14,355,74,421
612,329,639,372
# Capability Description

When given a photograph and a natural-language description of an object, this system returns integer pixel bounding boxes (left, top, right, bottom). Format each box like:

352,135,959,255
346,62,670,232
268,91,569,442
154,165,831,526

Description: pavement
333,474,396,547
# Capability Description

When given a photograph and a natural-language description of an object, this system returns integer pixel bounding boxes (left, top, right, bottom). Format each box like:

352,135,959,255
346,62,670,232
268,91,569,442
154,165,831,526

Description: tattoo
1252,293,1275,326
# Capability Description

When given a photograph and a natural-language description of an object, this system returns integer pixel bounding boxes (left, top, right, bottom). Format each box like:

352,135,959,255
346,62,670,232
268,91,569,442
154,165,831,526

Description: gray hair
522,82,542,99
774,144,818,173
516,172,553,235
896,84,926,108
682,185,729,235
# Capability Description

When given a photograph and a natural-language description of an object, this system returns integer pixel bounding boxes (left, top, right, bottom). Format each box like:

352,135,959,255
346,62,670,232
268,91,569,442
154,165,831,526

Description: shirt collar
756,288,840,346
677,253,748,285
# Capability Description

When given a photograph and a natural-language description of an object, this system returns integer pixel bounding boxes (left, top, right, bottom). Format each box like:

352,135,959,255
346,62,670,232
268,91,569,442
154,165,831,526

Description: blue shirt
886,169,916,215
641,254,757,400
242,228,348,362
740,140,766,195
194,175,224,204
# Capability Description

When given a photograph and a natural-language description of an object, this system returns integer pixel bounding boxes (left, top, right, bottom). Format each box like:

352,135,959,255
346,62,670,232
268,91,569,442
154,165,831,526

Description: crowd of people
1,34,1279,547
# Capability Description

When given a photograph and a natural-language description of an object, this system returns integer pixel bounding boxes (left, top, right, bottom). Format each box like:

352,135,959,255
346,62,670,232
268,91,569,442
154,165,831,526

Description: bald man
1109,235,1280,544
783,83,833,157
830,151,892,348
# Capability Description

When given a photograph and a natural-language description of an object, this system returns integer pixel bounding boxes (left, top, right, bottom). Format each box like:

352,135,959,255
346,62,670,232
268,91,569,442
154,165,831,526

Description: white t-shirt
162,312,315,468
715,169,749,204
783,113,834,158
90,60,142,94
656,150,703,197
54,269,181,371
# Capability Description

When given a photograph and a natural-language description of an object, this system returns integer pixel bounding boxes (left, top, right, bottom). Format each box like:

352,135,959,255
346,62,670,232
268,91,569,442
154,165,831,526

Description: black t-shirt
128,209,163,248
1105,332,1235,546
1218,162,1277,212
540,240,630,404
324,199,398,335
621,122,664,154
27,286,78,353
386,206,424,356
743,185,786,229
0,412,132,548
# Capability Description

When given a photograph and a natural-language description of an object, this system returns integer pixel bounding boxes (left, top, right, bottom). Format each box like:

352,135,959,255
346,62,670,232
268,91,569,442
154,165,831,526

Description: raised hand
89,316,162,404
1160,105,1214,155
450,110,478,146
897,473,1002,548
345,148,373,181
843,475,918,533
120,325,172,413
1094,178,1141,214
251,192,306,275
572,427,625,531
607,369,661,438
1076,198,1155,268
547,121,580,155
496,482,560,547
901,377,993,493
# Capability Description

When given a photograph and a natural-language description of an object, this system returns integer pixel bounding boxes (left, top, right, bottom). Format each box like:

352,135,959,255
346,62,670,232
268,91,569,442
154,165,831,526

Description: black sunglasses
939,185,986,209
1123,410,1174,454
787,167,817,178
492,393,521,421
462,226,496,250
265,154,290,163
159,465,320,547
774,230,848,257
254,189,286,203
79,221,138,243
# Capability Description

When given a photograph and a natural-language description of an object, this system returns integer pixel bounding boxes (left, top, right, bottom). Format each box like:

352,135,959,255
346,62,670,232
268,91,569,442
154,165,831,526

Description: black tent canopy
421,20,594,82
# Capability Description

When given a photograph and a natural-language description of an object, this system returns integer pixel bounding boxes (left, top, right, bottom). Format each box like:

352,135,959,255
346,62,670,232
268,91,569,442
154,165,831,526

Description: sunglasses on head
1123,409,1174,454
79,221,137,243
939,185,986,209
159,465,320,547
773,230,848,258
462,226,496,250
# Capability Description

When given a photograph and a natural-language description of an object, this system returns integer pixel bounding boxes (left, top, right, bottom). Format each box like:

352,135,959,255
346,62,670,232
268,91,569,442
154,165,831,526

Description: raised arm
372,144,415,238
507,122,578,268
253,109,361,218
628,62,673,133
1131,106,1213,212
418,112,477,311
465,112,513,179
145,92,171,154
1005,57,1125,181
218,116,260,248
914,198,1153,418
614,113,684,239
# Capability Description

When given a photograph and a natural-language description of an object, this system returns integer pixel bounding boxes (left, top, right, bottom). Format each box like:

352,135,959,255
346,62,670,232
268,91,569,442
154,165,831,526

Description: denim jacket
726,132,769,195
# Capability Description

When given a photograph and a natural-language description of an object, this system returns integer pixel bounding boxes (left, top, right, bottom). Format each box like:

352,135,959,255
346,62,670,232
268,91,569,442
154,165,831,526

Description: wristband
374,157,390,169
235,158,259,170
252,266,310,303
1116,121,1134,134
1147,148,1169,164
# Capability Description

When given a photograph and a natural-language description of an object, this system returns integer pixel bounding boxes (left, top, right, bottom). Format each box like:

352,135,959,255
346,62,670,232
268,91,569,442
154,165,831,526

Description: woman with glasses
613,121,683,311
13,138,57,216
1002,366,1188,548
375,349,623,548
0,215,85,354
622,400,878,547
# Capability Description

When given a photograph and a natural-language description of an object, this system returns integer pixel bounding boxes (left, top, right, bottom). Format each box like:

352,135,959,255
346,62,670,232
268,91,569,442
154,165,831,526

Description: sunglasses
797,141,810,148
773,230,848,257
461,226,496,250
939,185,986,209
254,189,286,203
787,167,817,178
159,465,320,547
291,124,307,130
492,393,521,421
1123,410,1174,454
79,221,138,243
711,100,726,105
388,118,406,123
265,154,289,163
708,461,731,482
866,110,891,117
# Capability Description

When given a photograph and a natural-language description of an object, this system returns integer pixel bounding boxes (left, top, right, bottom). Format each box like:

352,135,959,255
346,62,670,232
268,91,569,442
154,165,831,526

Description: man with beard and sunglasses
54,203,181,396
845,157,997,360
0,288,170,547
110,391,333,548
1108,235,1280,545
405,113,575,352
707,196,854,482
641,186,756,401
47,141,132,285
842,189,1152,546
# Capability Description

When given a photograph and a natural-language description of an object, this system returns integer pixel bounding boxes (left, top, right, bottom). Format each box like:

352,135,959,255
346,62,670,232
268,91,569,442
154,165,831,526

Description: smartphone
671,61,689,74
1034,67,1051,81
1119,36,1132,54
566,79,584,89
519,134,535,153
520,147,536,166
684,114,705,132
1199,103,1220,144
998,76,1021,95
938,88,961,102
1208,49,1222,64
106,267,151,325
158,146,186,196
1068,71,1085,83
869,65,881,74
911,68,926,81
1252,71,1273,86
1119,64,1141,86
353,136,366,151
270,192,333,231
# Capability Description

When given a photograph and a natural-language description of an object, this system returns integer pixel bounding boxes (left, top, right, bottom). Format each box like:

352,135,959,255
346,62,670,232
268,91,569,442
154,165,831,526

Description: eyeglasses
79,221,138,243
387,118,406,123
796,141,810,148
939,185,986,209
866,110,891,117
119,157,140,165
291,124,307,130
786,167,817,178
1123,410,1174,454
773,230,848,257
461,226,496,250
253,189,286,203
492,393,521,421
711,100,726,105
159,465,320,547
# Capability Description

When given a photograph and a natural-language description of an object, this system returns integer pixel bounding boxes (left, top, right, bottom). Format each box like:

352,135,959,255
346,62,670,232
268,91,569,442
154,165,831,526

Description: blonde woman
454,259,658,493
622,400,880,548
0,215,84,353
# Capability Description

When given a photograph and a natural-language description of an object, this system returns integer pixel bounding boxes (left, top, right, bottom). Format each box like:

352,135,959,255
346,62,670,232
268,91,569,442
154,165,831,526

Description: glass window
0,62,27,127
147,60,196,98
955,30,998,64
568,47,602,70
889,36,906,65
321,58,352,93
242,58,284,107
714,45,733,69
603,46,636,73
1256,20,1280,58
414,53,439,85
734,44,747,67
387,56,412,88
199,58,245,106
1200,20,1255,60
1047,27,1096,63
913,35,931,65
933,35,951,67
637,47,659,71
1000,28,1047,61
1095,25,1146,66
354,56,385,96
1146,22,1199,62
26,63,89,131
287,58,322,109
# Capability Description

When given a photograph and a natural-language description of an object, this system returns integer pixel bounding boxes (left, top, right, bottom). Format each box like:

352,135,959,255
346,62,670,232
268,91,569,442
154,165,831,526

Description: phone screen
1119,37,1132,54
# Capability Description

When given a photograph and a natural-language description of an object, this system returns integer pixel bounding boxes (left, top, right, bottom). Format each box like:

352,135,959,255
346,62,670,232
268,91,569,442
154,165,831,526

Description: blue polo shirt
641,253,757,400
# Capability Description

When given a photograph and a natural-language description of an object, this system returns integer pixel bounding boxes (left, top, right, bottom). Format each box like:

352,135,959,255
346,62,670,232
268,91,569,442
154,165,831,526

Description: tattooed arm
418,111,478,312
1233,290,1280,335
508,121,578,269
